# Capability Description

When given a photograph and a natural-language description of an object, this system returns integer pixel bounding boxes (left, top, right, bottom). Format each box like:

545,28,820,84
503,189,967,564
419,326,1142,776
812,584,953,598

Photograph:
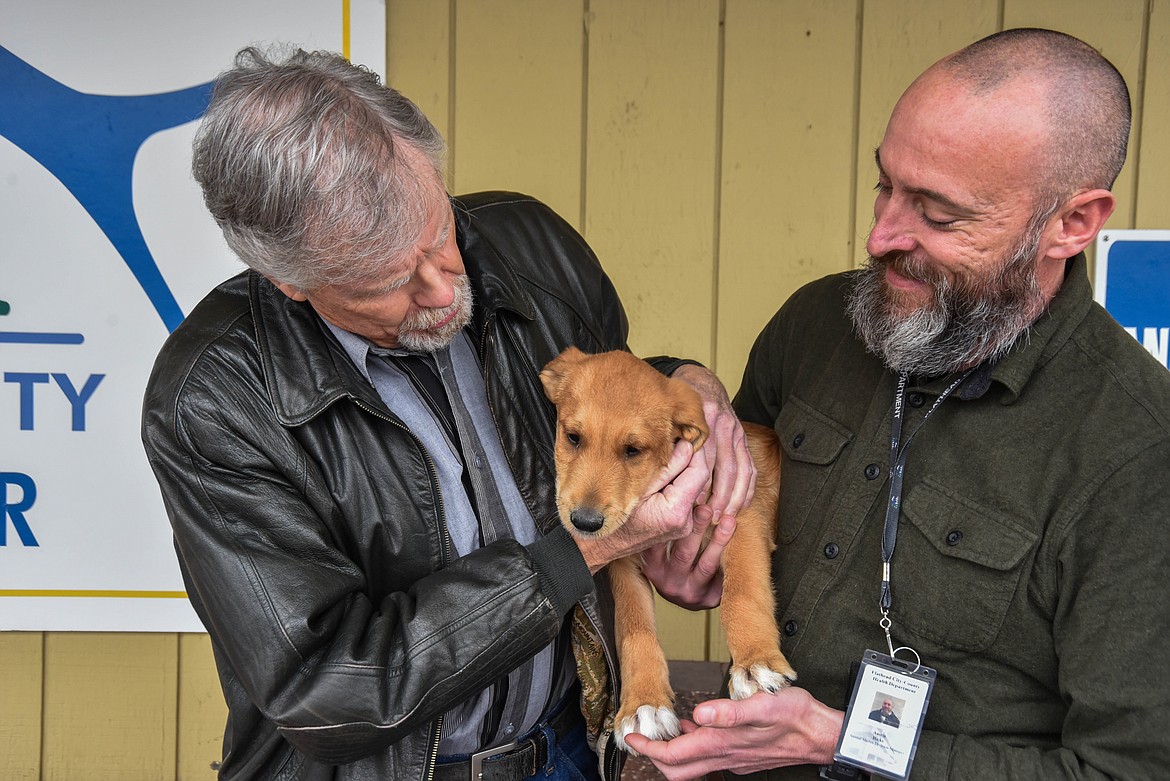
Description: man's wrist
576,533,625,574
810,703,846,765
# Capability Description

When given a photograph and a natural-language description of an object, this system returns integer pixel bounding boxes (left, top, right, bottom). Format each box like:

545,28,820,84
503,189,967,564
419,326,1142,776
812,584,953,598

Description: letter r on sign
1,472,39,546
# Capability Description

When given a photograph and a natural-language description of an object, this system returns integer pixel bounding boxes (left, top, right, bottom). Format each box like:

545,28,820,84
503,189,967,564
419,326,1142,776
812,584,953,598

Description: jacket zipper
604,729,621,781
578,596,622,780
424,714,444,781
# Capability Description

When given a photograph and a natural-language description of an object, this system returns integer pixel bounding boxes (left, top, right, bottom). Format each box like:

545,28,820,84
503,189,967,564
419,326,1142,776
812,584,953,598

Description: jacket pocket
893,480,1038,653
775,397,852,543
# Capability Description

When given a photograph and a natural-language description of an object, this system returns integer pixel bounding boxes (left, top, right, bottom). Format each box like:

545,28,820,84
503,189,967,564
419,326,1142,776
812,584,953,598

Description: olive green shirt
734,255,1170,779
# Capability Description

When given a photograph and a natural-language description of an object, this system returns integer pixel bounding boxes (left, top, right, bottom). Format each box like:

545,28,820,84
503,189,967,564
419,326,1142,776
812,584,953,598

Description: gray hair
941,28,1131,200
192,46,447,290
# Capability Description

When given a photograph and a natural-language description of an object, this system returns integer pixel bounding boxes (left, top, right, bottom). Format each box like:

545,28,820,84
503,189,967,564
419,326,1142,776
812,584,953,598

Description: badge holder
831,649,935,781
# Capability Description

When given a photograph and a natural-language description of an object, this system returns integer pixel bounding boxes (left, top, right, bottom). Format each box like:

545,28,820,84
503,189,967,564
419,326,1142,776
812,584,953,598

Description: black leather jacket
142,193,652,780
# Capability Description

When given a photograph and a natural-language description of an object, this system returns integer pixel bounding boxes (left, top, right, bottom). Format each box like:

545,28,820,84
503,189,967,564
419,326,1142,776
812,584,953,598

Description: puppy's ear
670,381,709,451
540,346,588,404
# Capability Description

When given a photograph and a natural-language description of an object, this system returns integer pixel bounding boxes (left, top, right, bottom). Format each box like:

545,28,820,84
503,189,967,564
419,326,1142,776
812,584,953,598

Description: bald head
856,30,1125,375
930,28,1131,200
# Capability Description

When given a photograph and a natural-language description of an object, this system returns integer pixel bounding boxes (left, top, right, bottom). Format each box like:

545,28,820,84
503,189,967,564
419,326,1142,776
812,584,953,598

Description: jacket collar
251,195,537,427
452,194,537,337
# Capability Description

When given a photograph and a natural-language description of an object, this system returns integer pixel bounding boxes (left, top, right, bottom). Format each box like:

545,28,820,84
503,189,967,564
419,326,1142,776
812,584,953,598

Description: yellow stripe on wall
343,0,352,60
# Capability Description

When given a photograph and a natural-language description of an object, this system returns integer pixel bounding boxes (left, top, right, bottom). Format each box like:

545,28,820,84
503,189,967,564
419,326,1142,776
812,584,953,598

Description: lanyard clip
879,610,895,658
880,562,892,611
879,560,895,658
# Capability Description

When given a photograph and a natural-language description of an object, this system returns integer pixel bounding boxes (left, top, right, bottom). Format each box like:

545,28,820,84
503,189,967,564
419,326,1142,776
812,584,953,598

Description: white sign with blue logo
1,1,387,631
1094,229,1170,370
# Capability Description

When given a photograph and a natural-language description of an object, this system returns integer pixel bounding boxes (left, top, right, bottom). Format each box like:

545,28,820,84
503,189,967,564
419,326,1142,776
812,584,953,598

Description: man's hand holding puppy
672,363,758,524
576,440,711,575
575,362,756,579
641,363,754,609
623,688,844,781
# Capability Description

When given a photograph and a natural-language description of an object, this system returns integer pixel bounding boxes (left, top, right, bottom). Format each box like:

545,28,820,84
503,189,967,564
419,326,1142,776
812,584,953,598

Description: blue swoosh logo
0,45,214,332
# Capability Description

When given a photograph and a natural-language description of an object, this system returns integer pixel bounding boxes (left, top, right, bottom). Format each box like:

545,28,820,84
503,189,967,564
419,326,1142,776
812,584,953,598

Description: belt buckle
469,739,521,781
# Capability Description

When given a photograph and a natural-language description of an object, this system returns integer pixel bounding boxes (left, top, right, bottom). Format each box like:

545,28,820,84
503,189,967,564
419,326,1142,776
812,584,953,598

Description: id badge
833,650,935,780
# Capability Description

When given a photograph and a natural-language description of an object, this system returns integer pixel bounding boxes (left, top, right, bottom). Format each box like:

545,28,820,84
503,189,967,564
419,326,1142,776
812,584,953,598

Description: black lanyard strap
879,369,974,613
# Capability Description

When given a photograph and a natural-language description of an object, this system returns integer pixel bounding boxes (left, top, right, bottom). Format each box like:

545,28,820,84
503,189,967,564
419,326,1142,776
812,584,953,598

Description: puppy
540,347,795,753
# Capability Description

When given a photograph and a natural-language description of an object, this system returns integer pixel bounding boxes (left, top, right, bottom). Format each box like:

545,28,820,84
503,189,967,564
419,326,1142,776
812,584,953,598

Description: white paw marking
614,704,680,756
729,663,795,700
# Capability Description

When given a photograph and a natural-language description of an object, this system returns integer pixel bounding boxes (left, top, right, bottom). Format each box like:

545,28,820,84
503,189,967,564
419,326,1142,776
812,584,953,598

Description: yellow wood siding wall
2,2,1166,776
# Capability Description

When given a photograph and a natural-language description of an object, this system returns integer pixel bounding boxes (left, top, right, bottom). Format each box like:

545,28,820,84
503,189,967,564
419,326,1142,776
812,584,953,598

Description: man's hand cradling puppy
672,363,757,523
640,363,755,608
576,440,710,574
624,688,844,781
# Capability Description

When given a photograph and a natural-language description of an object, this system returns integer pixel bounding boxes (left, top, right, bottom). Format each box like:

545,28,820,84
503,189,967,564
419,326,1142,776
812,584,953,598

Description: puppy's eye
566,432,581,447
625,445,641,458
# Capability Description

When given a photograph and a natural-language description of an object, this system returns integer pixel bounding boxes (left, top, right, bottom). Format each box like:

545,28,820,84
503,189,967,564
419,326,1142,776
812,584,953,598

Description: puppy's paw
728,660,798,699
614,704,681,756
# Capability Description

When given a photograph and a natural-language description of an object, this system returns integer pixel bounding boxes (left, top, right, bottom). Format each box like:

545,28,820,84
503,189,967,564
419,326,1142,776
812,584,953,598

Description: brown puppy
540,347,795,753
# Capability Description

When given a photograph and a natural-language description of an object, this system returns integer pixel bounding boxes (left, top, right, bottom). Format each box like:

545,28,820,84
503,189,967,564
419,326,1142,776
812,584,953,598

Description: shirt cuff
644,355,705,377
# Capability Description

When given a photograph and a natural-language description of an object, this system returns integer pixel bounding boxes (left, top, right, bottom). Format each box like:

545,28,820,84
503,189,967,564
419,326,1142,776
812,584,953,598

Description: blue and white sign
1,1,387,631
1095,229,1170,370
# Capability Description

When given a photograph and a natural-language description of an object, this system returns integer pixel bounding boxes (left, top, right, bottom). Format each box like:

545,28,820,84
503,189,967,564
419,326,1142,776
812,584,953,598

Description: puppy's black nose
570,507,605,533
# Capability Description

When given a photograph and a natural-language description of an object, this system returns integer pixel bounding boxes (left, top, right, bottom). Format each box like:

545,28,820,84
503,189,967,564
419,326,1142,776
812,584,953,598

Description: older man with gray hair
142,47,753,781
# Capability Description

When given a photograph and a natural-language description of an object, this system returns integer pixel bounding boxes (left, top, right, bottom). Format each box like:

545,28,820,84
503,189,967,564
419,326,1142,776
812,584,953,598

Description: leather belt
432,696,580,781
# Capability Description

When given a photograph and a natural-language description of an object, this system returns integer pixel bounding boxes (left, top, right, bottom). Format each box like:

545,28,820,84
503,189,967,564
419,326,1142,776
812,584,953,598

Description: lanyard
878,369,973,658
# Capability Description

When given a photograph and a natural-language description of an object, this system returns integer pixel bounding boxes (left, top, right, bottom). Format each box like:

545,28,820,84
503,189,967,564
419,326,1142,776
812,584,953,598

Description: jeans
527,718,598,781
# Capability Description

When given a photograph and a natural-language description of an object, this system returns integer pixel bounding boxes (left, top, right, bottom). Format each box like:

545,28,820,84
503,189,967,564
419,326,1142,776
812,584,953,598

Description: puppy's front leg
609,555,678,754
721,504,797,699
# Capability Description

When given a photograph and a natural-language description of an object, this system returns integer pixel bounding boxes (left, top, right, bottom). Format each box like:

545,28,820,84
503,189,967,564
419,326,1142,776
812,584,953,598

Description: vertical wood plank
177,633,227,781
650,599,705,661
1004,0,1147,233
583,0,722,363
1136,0,1170,228
717,0,861,399
387,0,453,187
852,0,999,265
42,633,177,781
712,2,861,656
583,0,721,659
0,632,42,781
452,0,585,227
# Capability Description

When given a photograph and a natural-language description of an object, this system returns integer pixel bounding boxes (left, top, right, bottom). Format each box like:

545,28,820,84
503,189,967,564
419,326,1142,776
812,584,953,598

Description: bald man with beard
632,28,1170,780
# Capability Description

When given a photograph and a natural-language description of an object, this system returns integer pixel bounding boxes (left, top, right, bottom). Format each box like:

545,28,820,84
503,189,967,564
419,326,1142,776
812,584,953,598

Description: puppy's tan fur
540,347,795,753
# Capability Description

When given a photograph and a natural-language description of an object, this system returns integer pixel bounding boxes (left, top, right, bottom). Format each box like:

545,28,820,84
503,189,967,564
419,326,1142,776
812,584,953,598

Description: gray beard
846,225,1049,377
397,274,475,353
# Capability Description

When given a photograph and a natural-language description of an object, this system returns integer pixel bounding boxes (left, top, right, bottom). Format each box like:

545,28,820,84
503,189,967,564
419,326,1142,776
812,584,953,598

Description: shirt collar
986,252,1093,404
322,319,443,382
910,253,1093,404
